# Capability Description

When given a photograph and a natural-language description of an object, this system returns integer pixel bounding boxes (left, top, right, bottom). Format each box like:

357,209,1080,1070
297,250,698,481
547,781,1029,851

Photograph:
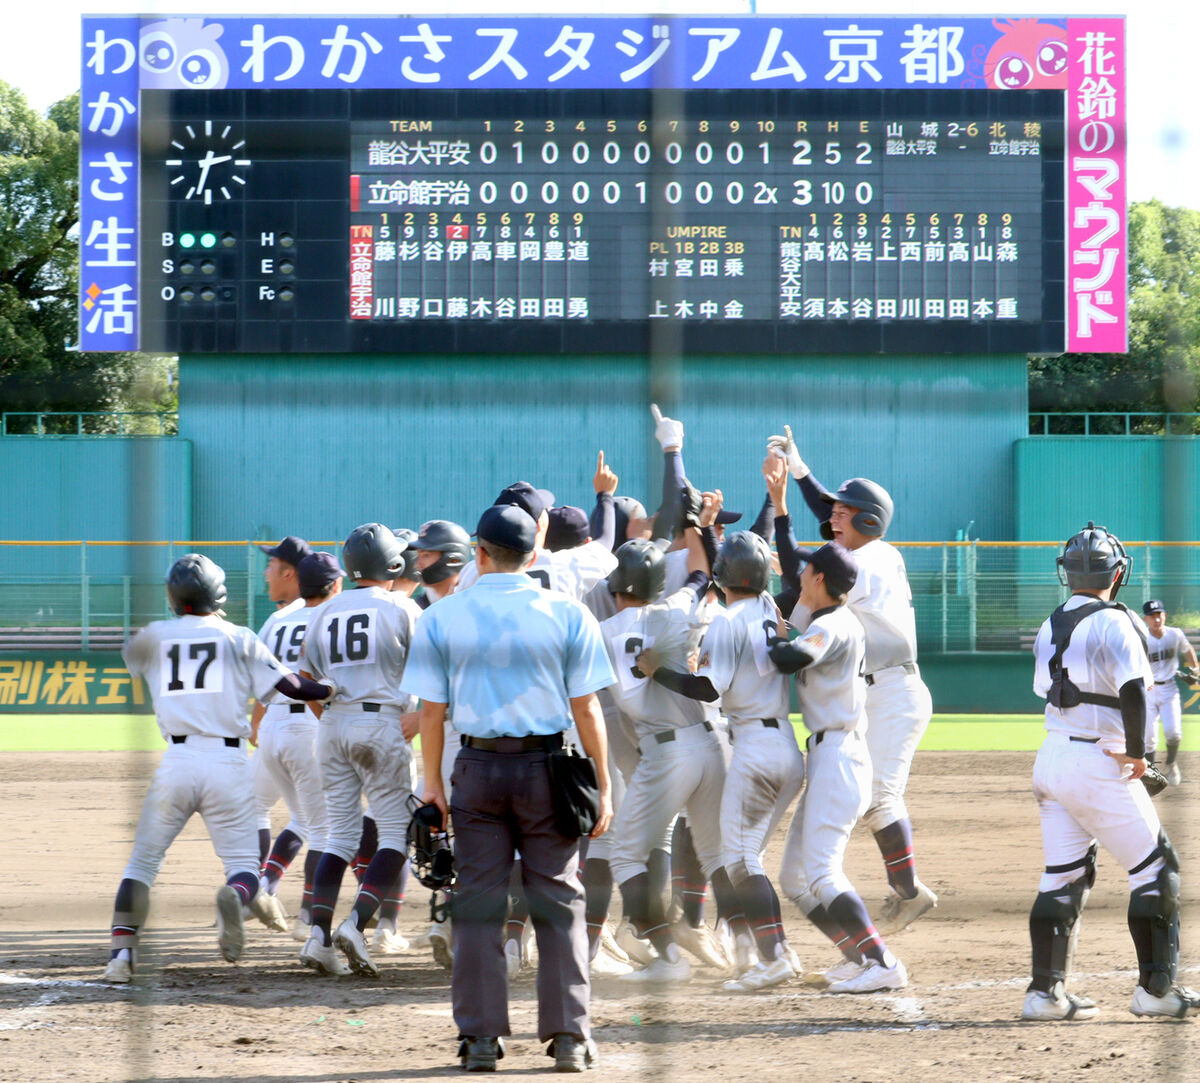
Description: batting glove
651,403,684,450
766,424,809,480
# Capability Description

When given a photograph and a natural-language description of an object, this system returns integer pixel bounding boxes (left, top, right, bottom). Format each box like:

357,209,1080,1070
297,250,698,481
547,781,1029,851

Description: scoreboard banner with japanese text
79,14,1126,355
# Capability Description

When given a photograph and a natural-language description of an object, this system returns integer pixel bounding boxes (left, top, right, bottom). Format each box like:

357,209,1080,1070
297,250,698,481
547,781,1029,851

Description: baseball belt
864,661,917,686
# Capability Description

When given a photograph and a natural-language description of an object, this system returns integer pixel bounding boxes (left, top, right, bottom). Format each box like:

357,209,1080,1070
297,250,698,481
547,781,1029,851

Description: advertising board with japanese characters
80,14,1126,356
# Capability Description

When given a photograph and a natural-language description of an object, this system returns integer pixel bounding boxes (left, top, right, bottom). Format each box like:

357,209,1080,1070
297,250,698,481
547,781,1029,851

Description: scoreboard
81,15,1127,355
139,88,1062,354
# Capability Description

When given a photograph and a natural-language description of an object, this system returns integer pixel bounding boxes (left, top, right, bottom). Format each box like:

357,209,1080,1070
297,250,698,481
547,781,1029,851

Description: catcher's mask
407,795,455,921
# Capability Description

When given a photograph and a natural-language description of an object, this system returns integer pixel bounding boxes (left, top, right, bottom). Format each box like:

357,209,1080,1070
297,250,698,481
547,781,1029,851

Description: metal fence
0,411,179,436
1028,412,1200,436
1,540,1199,655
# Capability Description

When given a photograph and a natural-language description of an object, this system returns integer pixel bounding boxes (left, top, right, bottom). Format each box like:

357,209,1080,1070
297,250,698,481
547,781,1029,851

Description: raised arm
589,450,618,551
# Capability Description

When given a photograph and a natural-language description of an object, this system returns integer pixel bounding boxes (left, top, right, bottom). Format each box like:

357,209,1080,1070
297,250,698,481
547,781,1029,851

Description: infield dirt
0,749,1196,1082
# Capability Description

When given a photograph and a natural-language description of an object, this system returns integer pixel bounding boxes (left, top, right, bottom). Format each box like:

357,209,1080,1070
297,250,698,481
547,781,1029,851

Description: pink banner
1066,17,1127,353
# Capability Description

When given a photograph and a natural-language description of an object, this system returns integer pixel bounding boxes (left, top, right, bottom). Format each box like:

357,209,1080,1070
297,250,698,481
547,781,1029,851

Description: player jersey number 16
327,612,376,667
161,639,224,696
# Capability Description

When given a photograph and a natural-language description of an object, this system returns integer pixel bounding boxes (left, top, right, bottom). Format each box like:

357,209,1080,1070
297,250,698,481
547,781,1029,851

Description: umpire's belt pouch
546,745,600,838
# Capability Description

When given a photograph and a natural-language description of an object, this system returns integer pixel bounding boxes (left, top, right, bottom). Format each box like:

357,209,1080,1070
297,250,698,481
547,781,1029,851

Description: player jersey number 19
327,612,375,667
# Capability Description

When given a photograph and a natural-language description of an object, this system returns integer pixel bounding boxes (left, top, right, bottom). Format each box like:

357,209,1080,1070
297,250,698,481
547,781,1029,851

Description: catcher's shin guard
1029,843,1097,988
1128,832,1181,997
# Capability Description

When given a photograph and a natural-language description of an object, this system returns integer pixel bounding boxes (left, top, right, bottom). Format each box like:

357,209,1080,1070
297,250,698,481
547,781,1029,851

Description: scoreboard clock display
138,88,1064,354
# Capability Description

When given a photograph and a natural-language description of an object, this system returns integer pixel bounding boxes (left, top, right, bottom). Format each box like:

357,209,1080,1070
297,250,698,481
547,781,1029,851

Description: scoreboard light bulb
180,287,195,301
179,232,197,249
220,232,237,248
278,233,295,248
200,260,216,274
279,259,295,275
279,286,295,302
200,233,218,249
200,286,217,301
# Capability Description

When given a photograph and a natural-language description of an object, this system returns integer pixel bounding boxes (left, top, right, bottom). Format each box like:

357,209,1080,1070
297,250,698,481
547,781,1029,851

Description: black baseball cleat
547,1033,598,1072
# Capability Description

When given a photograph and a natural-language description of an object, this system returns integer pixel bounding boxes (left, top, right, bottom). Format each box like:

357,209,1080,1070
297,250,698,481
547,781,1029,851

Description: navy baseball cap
796,542,858,597
495,481,555,521
546,506,590,551
1143,599,1166,615
716,509,743,525
259,535,313,568
297,552,346,598
475,504,538,554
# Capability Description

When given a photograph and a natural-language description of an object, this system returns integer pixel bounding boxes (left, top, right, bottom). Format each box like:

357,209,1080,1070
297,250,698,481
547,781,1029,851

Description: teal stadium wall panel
180,354,1028,545
1014,436,1200,617
0,438,192,577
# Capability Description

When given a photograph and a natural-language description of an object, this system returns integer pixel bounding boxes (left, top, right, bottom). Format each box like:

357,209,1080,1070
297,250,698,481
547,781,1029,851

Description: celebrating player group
103,404,1198,1072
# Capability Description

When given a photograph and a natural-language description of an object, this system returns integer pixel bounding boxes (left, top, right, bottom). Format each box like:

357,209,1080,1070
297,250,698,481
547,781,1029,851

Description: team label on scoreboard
80,14,1127,355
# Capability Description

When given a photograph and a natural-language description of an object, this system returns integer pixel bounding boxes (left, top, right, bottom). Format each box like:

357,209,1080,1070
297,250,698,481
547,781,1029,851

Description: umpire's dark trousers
450,742,590,1041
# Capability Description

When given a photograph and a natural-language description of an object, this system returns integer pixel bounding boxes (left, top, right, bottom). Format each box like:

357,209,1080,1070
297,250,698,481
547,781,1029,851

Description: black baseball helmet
1057,521,1130,595
415,519,472,584
343,523,407,582
713,531,772,594
611,496,649,552
392,528,420,581
607,539,666,602
167,553,227,616
819,478,894,540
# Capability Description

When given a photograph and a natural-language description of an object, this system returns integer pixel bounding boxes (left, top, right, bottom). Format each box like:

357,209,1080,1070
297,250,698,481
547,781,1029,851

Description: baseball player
254,552,346,944
251,536,312,867
639,528,805,991
768,426,936,934
763,463,908,992
601,517,740,984
297,524,422,978
1141,599,1197,786
250,538,326,936
1024,522,1199,1020
104,554,336,983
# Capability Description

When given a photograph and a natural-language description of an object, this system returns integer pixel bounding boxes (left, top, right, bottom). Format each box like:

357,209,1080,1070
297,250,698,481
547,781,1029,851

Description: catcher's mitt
1141,764,1169,798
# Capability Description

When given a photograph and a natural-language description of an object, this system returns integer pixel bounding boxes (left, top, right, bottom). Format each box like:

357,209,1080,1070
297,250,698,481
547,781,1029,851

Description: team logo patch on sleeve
801,632,826,652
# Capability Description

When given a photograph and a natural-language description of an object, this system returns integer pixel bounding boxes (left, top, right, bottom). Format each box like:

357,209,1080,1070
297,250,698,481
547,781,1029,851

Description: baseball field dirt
1,749,1197,1082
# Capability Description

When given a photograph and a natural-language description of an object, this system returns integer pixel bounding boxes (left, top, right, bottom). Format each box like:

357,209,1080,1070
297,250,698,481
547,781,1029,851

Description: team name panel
139,88,1064,355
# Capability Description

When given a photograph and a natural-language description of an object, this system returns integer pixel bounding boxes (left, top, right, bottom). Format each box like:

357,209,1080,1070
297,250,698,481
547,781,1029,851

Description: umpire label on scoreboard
0,655,151,713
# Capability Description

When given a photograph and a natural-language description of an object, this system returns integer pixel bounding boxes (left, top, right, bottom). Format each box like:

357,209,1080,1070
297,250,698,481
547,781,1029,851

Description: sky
2,1,1194,208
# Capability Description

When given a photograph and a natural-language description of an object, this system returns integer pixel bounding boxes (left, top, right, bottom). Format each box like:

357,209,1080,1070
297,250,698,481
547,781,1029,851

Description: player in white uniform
253,553,346,942
251,536,311,868
766,532,909,994
641,529,805,991
1141,599,1197,786
1023,523,1199,1020
297,524,423,978
104,554,335,983
601,516,739,984
769,427,936,933
250,538,327,935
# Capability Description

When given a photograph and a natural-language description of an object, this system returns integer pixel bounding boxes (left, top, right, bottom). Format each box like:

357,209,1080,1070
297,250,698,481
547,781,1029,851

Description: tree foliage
0,82,175,430
1029,200,1200,426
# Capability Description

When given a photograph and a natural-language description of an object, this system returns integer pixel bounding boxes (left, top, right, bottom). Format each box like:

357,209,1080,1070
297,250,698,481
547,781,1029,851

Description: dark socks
620,871,674,955
740,874,785,962
827,891,887,965
805,902,862,963
350,848,406,930
671,820,706,926
379,860,409,925
300,849,321,921
226,870,260,905
873,819,918,897
583,858,614,953
263,828,304,888
110,878,150,957
311,853,350,945
351,817,379,884
257,827,271,866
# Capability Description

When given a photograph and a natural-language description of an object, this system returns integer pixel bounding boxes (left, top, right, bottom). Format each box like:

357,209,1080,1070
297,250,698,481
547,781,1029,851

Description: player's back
124,614,286,739
846,538,918,672
258,602,317,721
601,587,710,736
699,594,791,724
302,585,421,707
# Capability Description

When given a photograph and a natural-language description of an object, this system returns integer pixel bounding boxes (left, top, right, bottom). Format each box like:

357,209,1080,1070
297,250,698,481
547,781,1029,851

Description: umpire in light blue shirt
403,502,615,1073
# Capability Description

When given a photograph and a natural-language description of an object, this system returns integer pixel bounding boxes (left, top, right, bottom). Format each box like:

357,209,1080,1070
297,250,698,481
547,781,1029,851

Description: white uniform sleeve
122,626,155,679
241,628,292,700
696,612,737,694
1103,613,1152,690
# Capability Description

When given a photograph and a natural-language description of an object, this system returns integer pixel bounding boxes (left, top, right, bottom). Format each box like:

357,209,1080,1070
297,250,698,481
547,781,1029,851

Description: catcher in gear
1024,522,1199,1020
